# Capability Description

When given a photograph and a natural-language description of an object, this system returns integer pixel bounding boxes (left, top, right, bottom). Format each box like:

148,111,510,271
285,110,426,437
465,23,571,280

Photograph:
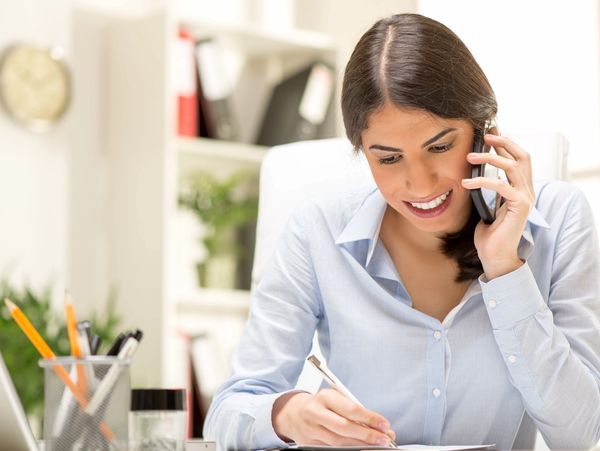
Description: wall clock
0,44,71,132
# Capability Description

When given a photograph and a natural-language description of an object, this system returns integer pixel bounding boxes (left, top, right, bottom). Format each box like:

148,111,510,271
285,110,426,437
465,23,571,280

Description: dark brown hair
341,13,497,282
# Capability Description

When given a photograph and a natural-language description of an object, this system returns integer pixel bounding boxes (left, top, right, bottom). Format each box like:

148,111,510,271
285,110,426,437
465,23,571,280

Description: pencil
64,292,88,395
64,291,88,396
4,298,116,443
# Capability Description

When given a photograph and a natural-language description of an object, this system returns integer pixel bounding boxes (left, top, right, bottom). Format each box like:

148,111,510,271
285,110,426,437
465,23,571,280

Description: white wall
0,0,71,303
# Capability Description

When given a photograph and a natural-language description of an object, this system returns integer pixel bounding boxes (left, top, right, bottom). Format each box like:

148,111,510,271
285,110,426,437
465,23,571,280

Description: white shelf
178,137,267,175
176,287,251,315
180,20,336,57
178,137,267,163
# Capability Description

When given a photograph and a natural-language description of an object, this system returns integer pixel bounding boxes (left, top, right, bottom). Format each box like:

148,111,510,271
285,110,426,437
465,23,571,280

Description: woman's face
361,104,475,237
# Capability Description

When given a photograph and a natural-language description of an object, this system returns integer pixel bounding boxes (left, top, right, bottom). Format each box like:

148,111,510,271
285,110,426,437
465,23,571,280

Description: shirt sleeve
479,188,600,449
202,206,322,451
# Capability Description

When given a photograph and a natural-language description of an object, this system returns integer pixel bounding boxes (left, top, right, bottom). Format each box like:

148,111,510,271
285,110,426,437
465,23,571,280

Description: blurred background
0,0,598,438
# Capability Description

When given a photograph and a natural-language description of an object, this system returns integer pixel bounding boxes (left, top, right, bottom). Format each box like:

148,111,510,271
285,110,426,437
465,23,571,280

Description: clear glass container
129,388,187,451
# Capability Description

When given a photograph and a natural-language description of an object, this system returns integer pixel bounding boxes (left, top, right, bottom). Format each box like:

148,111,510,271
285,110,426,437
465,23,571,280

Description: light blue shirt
203,180,600,450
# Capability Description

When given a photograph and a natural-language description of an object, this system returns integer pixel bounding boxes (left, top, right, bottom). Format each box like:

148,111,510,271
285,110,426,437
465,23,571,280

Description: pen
86,329,143,415
77,319,94,349
4,298,117,443
106,332,127,356
76,322,96,384
307,354,397,448
90,335,102,355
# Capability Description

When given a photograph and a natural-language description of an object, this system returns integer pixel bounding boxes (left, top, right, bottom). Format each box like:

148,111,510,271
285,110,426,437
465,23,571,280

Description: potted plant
178,170,259,289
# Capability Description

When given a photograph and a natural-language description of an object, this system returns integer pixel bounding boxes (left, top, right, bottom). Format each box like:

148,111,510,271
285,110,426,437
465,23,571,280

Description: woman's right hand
272,389,396,446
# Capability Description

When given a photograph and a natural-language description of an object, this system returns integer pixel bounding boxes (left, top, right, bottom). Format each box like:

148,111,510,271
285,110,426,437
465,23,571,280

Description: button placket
423,325,446,445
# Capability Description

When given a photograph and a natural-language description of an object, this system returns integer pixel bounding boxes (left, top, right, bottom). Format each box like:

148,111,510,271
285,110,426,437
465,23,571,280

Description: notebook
0,350,39,450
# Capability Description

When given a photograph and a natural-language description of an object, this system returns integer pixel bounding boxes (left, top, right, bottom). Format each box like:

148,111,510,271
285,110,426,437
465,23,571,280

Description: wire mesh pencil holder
40,356,131,451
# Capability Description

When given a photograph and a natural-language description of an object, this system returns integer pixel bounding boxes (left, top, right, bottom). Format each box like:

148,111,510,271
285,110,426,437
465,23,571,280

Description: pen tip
4,298,16,311
307,354,320,366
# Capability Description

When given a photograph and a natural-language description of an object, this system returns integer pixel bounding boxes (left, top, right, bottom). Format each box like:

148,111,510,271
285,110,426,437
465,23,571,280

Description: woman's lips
404,190,453,219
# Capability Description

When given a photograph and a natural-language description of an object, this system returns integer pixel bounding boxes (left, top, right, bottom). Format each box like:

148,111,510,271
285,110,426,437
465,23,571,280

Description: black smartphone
470,128,504,224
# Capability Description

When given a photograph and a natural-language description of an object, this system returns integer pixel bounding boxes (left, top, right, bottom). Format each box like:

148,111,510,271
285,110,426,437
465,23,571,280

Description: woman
204,13,600,450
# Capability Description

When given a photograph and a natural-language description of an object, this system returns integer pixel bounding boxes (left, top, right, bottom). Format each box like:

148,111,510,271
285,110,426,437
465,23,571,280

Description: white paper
288,444,494,451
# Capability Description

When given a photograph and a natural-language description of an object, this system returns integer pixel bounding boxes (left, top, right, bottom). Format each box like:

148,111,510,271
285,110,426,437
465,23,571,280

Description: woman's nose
404,161,438,195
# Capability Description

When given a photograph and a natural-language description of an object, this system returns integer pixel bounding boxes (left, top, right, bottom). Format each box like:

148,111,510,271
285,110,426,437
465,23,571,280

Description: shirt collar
335,186,550,265
334,187,387,266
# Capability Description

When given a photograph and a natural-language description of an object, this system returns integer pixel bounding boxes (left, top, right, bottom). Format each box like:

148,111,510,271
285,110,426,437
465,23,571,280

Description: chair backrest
251,132,568,451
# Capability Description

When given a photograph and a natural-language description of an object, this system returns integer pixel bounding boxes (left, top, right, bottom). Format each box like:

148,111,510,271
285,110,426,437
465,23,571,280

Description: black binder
256,62,335,146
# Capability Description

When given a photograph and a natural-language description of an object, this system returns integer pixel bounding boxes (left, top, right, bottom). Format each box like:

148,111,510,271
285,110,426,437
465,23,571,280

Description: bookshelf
94,7,338,387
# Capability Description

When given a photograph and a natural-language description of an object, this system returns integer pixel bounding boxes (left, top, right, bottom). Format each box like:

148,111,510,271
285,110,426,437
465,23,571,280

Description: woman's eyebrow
421,127,457,148
368,144,403,152
368,127,457,153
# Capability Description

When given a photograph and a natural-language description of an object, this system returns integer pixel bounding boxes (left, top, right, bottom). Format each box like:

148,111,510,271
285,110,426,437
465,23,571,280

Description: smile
404,190,453,218
409,191,451,209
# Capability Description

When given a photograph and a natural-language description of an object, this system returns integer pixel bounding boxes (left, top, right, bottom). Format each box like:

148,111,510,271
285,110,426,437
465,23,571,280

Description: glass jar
129,388,187,451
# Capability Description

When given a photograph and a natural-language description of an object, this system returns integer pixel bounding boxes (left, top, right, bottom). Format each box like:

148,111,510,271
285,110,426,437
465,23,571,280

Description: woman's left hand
462,134,535,280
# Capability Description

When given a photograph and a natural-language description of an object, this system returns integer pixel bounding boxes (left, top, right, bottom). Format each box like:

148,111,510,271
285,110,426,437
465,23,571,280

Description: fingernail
378,421,389,431
462,178,474,185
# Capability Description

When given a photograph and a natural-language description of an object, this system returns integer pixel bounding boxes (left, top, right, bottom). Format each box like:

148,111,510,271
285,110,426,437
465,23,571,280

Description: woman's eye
430,143,453,153
378,154,402,165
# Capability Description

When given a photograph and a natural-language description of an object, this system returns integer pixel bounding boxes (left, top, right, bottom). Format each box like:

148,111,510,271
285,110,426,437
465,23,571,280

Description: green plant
0,281,121,417
178,171,259,258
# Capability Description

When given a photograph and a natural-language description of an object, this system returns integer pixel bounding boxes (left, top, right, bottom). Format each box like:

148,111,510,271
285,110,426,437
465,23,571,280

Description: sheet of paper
286,444,494,451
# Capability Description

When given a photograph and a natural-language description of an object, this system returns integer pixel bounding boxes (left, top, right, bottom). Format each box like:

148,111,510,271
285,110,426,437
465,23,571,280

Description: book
194,38,239,140
189,333,224,435
256,62,336,146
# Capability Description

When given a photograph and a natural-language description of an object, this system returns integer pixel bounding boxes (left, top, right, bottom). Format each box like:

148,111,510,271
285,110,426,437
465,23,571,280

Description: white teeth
410,191,450,210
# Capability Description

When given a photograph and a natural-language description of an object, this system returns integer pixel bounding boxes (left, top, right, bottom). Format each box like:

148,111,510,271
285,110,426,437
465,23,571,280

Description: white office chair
251,133,569,451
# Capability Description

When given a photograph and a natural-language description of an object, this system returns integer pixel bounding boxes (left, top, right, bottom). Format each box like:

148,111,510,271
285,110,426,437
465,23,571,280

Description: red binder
176,29,198,137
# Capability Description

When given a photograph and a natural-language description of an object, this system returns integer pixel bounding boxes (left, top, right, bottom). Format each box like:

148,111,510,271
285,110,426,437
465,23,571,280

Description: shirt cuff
253,391,300,449
479,262,546,330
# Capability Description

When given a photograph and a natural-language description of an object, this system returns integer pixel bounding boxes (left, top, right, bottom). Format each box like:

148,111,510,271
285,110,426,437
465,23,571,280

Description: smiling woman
202,13,600,451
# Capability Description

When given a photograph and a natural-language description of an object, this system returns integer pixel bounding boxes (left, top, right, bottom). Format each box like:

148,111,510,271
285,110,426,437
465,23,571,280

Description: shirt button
508,355,518,364
433,331,442,341
489,300,497,309
432,388,441,398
